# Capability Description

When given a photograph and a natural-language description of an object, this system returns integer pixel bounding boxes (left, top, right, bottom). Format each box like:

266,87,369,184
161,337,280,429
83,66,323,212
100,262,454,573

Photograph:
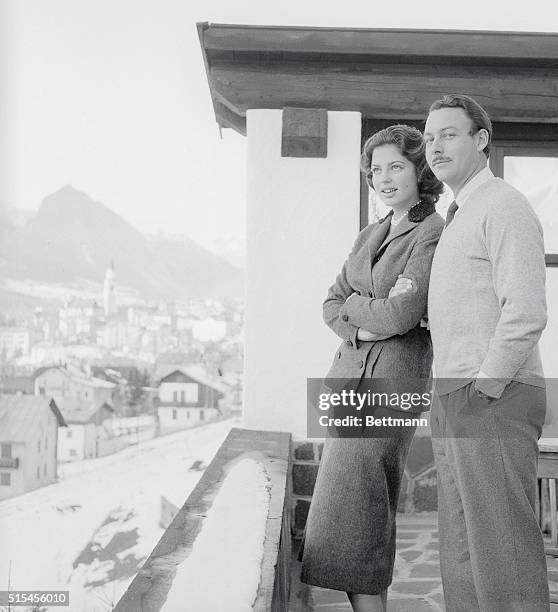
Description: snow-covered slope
0,419,238,611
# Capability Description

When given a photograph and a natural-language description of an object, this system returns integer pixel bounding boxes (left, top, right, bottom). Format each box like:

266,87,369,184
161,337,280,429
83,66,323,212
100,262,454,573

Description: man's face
424,107,487,193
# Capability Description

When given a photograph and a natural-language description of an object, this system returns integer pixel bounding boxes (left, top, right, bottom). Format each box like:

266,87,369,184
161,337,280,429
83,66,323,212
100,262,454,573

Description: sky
1,0,557,252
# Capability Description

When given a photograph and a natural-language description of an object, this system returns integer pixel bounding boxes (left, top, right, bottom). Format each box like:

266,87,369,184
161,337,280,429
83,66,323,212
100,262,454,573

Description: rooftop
33,365,117,389
159,366,225,393
0,395,66,441
56,399,114,424
197,23,558,134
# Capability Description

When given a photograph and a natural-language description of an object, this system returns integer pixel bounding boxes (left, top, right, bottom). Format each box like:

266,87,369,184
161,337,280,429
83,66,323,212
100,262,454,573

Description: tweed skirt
299,408,415,594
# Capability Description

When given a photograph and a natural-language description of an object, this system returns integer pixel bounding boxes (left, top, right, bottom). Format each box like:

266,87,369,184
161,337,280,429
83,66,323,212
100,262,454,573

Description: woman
299,125,444,612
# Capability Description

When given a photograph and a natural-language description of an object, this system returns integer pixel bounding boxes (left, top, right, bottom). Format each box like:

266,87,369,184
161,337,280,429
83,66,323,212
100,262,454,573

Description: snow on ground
160,458,270,612
0,418,239,612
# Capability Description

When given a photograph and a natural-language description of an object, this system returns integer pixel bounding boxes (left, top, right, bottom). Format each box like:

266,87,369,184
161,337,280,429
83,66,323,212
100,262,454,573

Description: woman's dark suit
300,201,444,595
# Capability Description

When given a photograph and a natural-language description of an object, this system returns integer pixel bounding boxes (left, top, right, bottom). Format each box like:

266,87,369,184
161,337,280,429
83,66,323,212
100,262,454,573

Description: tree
128,368,151,413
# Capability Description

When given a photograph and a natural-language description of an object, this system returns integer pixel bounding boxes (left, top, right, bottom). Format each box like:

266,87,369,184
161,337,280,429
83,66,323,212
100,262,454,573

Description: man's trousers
431,381,549,612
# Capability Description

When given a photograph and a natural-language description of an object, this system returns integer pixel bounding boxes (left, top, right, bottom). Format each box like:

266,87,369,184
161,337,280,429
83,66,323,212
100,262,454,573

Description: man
425,94,549,611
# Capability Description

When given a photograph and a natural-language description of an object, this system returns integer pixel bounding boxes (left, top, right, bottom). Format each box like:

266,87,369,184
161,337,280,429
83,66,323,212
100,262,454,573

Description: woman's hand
388,275,413,298
357,328,391,342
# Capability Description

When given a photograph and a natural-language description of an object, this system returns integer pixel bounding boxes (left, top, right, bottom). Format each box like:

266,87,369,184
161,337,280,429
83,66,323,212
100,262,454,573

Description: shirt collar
454,166,494,210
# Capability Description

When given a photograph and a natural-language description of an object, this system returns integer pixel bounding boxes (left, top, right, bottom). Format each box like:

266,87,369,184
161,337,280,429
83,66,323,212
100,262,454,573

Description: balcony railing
0,457,19,469
115,427,292,612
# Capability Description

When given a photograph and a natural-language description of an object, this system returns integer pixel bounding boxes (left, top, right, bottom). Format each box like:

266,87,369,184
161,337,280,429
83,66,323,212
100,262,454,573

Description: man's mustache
430,157,451,166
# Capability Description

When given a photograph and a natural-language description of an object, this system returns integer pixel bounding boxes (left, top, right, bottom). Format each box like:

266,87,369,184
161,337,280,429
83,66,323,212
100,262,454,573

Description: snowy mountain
0,186,243,300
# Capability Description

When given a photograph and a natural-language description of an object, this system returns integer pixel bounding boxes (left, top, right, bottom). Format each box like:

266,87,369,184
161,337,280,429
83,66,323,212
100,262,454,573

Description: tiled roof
0,395,66,442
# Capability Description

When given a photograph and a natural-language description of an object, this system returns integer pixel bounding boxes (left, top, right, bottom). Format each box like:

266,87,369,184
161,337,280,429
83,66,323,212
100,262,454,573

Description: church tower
103,259,116,317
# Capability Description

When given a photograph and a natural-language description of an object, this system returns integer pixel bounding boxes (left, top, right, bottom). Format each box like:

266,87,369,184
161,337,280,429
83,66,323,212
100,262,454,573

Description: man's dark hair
428,94,492,158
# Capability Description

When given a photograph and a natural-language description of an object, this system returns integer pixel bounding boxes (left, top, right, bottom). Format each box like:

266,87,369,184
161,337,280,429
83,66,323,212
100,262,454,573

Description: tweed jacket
324,202,444,389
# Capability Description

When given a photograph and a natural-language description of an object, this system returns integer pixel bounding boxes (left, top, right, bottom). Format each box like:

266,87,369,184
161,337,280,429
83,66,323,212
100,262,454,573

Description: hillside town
0,262,243,501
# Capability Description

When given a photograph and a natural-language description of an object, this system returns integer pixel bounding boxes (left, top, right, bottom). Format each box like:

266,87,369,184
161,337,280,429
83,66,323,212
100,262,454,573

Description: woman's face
369,143,420,212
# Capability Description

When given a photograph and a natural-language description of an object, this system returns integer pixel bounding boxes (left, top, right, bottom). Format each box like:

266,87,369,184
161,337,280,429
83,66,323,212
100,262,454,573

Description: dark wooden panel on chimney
281,107,327,158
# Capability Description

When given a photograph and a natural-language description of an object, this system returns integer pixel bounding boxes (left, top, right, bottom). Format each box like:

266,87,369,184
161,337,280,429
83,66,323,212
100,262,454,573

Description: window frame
487,141,558,266
1,443,12,459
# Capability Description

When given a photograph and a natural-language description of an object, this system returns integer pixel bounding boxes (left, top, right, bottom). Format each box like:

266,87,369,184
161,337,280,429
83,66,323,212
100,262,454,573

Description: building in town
157,367,223,433
56,399,114,462
34,365,117,407
0,327,32,360
0,395,66,500
0,375,35,395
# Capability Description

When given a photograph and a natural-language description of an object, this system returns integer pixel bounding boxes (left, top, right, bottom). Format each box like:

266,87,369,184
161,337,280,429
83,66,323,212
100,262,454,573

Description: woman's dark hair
360,124,444,206
429,94,492,157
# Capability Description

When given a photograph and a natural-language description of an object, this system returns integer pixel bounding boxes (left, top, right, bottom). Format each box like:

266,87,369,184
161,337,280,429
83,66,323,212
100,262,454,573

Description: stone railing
114,427,291,612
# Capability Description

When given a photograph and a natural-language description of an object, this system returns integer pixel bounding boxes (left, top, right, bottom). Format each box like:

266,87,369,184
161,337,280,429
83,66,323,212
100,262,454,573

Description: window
36,467,40,479
45,436,48,450
184,383,199,403
180,390,186,403
499,151,558,379
200,410,205,421
38,440,41,453
1,444,12,459
502,155,558,254
69,449,77,457
172,409,177,420
66,429,73,439
0,473,10,486
173,391,178,402
186,411,190,419
43,464,47,476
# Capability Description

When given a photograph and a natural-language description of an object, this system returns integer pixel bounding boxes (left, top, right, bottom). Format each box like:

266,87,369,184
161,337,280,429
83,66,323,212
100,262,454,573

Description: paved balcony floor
290,512,558,611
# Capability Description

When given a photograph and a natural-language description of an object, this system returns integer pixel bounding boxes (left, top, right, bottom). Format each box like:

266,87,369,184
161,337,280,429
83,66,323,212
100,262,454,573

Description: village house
157,367,222,433
0,374,34,395
34,364,117,407
0,326,32,359
56,399,114,462
58,299,102,342
0,395,66,500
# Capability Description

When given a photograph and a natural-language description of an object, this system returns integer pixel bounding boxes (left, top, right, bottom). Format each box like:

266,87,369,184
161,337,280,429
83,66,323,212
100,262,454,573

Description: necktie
444,200,459,228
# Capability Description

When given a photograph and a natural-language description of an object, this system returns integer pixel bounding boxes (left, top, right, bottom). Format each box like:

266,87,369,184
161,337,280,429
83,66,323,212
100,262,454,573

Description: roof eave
197,23,558,134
